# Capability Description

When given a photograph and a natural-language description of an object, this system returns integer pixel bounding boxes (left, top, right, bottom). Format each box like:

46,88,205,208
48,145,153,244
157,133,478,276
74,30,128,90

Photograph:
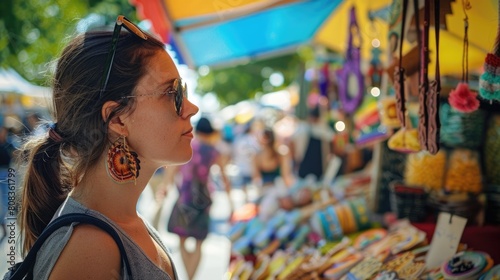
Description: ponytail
18,135,71,255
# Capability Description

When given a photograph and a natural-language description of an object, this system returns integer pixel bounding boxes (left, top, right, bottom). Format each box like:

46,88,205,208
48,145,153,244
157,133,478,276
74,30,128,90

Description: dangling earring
106,135,140,184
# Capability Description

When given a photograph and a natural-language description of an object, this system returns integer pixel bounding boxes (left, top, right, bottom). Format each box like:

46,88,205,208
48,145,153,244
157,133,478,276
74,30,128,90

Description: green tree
0,0,137,85
197,53,303,106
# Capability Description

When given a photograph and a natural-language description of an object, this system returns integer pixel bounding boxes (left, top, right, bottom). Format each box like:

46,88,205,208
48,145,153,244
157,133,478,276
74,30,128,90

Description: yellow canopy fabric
314,0,498,76
315,0,393,63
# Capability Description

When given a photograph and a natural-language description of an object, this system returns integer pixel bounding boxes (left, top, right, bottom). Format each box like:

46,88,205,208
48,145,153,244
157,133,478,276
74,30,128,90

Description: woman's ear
102,101,128,136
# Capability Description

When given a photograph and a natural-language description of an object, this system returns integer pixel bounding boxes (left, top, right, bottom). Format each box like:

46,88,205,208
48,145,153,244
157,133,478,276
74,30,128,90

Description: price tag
425,212,467,269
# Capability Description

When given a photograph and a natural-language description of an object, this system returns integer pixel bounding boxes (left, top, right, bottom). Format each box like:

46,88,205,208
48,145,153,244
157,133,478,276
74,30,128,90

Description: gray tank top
33,196,178,280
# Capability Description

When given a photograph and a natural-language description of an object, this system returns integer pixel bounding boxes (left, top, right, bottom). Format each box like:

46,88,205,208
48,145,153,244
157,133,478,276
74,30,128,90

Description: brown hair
17,29,165,255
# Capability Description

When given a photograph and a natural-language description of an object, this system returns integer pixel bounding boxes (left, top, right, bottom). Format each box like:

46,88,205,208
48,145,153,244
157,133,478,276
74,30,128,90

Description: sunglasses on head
100,15,186,116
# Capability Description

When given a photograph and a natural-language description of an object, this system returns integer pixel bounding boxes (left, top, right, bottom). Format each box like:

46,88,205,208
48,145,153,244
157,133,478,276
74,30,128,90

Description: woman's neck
70,160,154,223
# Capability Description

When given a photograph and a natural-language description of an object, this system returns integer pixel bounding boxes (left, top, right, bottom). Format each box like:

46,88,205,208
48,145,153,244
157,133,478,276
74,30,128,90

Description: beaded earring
106,135,140,184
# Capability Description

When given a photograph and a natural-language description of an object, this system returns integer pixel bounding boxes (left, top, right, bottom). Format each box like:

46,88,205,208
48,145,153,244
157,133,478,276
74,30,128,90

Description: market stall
222,0,500,278
130,0,500,278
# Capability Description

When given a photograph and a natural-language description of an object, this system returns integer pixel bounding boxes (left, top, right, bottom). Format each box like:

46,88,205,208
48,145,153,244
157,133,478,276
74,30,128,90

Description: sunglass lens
175,79,184,115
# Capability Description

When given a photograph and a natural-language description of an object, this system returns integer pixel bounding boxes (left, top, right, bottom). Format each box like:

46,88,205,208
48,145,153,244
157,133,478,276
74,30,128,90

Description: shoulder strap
10,213,132,279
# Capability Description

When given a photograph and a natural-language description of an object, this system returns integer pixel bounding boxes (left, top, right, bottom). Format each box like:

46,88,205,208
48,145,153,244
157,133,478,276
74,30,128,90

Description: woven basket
440,103,487,149
389,181,428,222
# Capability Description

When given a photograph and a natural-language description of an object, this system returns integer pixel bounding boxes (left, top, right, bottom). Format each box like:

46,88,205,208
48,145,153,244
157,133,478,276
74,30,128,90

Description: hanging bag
393,0,409,128
4,213,132,280
388,0,421,153
418,0,441,155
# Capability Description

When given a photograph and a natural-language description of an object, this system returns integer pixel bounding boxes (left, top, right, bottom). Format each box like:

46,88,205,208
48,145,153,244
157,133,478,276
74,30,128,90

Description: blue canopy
177,0,342,67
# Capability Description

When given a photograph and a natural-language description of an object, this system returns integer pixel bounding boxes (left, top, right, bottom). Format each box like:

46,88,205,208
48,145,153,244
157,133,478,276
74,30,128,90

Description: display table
412,223,500,264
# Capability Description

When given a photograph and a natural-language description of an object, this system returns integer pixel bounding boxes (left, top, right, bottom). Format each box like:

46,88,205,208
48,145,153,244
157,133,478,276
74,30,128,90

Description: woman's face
124,51,199,168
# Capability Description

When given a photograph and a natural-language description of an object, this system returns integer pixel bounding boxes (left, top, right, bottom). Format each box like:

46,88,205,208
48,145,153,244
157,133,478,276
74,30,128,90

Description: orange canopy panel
165,0,271,22
162,0,299,29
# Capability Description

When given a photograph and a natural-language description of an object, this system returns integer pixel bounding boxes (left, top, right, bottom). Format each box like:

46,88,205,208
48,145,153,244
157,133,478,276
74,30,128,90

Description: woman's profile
16,15,198,279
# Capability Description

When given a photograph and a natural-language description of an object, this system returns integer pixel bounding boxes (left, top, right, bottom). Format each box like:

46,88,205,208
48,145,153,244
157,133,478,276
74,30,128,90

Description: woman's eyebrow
158,78,176,92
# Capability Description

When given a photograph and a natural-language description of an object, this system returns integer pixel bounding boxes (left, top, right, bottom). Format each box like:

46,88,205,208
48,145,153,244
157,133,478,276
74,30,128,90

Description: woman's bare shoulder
48,223,122,280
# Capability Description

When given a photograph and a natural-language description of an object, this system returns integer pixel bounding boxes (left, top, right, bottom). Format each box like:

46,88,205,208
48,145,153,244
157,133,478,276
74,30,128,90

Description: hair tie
48,123,64,143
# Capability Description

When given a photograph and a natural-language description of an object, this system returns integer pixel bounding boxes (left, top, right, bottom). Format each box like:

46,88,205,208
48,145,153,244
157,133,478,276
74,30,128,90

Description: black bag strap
9,213,132,279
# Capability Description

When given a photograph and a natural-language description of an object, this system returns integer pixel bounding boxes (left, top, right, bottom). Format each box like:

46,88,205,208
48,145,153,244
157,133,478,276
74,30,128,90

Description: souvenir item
251,255,271,280
404,150,446,190
449,1,479,113
319,247,359,276
373,270,402,280
336,7,364,114
441,251,487,280
389,181,428,222
449,83,480,113
439,103,486,149
287,224,311,252
277,254,308,280
353,228,387,250
231,235,252,255
393,0,408,128
418,0,441,155
253,226,274,250
479,0,500,102
381,252,415,272
398,261,425,279
387,127,421,153
380,97,401,128
237,262,253,280
322,252,364,280
227,257,246,279
258,239,281,257
444,149,483,193
348,197,371,230
227,221,247,242
325,206,343,240
276,223,296,243
267,250,288,279
354,97,388,146
347,256,383,280
480,264,500,280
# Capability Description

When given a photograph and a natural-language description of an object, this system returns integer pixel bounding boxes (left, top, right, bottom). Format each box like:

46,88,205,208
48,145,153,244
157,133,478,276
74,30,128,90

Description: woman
17,15,198,279
252,128,294,189
166,116,232,280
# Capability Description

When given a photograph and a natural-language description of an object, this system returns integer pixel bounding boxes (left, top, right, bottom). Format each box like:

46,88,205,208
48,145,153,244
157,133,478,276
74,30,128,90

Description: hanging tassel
450,0,479,113
449,82,480,113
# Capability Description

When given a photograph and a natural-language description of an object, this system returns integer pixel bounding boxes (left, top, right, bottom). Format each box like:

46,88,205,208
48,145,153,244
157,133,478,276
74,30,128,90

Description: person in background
0,119,16,244
166,116,232,280
231,119,262,201
16,15,198,279
252,127,294,191
289,105,336,182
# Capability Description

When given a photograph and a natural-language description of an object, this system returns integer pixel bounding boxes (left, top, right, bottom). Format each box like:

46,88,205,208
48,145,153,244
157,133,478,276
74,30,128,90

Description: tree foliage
0,0,308,105
0,0,137,85
197,53,303,106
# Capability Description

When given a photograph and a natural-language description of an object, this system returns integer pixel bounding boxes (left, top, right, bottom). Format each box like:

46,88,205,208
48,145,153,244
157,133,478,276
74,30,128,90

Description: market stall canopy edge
132,0,499,76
